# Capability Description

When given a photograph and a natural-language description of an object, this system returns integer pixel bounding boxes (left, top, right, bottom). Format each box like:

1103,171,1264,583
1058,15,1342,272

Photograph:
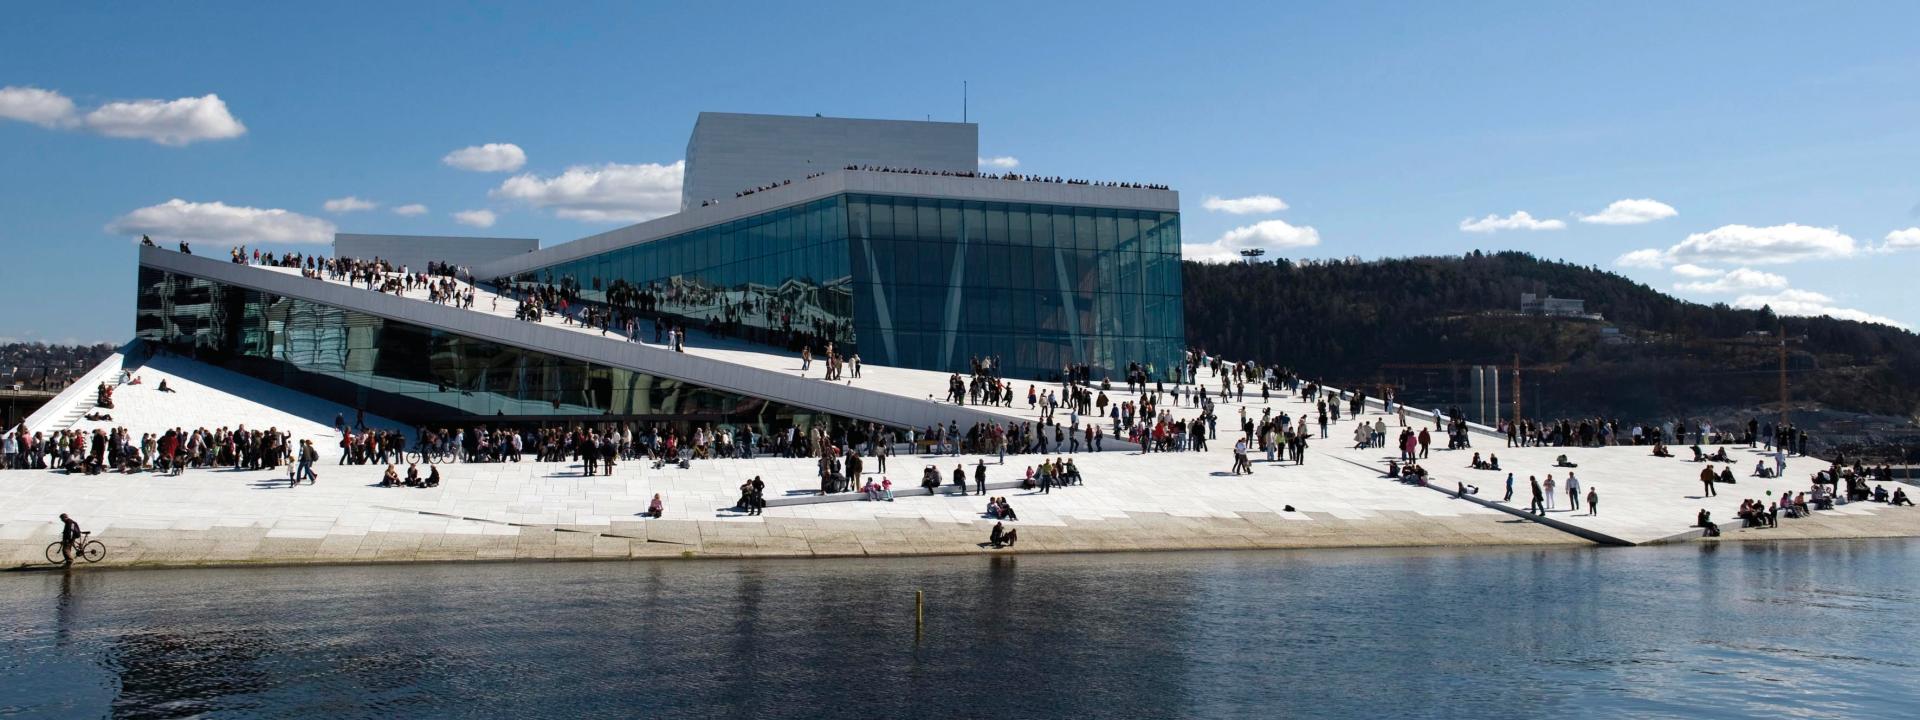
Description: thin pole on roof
963,80,968,123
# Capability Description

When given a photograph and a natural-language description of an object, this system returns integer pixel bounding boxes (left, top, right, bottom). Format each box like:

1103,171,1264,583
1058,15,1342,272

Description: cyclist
58,513,82,566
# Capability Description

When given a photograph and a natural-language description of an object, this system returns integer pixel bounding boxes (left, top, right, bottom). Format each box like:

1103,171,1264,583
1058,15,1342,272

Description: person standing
1566,472,1582,512
58,513,82,567
1504,472,1515,502
1529,476,1545,515
294,439,319,486
1700,465,1718,497
1586,487,1599,516
1543,474,1557,511
974,460,988,496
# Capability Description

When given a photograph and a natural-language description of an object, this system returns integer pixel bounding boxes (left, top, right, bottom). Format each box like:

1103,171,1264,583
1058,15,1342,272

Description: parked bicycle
406,442,452,465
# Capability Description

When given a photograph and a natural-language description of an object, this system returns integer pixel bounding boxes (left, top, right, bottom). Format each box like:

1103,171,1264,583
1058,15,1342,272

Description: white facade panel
682,112,977,210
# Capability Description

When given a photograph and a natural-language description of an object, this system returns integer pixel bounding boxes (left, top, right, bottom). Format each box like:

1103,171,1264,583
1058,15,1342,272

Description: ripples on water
2,541,1917,719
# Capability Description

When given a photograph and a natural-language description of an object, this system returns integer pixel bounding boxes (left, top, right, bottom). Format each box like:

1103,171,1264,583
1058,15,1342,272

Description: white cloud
0,87,245,145
452,209,497,228
1203,194,1289,215
391,203,429,217
443,143,526,172
0,86,77,127
1675,267,1789,294
1733,289,1909,329
1666,223,1857,265
1459,211,1566,233
1578,198,1678,225
1615,248,1666,268
1875,227,1920,252
491,160,683,223
1183,219,1321,262
323,196,378,213
979,156,1019,169
107,199,335,245
81,94,246,145
1669,263,1723,278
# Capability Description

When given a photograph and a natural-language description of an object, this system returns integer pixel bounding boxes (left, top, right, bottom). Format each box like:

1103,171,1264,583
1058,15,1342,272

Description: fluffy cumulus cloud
1674,267,1788,294
443,143,527,172
1616,223,1862,269
107,199,335,245
1733,289,1909,330
82,94,246,145
1877,227,1920,252
979,156,1019,169
1578,198,1678,225
1666,223,1858,265
323,196,378,213
491,160,683,223
1202,194,1289,215
452,209,497,228
1459,211,1565,233
0,86,245,145
1615,248,1666,268
1183,219,1321,263
1669,263,1723,278
391,203,429,217
0,86,78,127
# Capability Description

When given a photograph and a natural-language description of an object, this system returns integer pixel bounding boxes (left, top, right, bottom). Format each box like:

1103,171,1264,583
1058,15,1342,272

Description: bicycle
46,531,106,565
406,445,451,465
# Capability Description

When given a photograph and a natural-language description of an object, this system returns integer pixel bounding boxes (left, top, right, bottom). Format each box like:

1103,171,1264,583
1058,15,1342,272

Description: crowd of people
4,420,300,477
844,164,1170,191
1498,415,1814,454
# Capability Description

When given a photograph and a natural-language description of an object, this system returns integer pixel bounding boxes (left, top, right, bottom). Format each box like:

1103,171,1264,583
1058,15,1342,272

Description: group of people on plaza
34,242,1920,560
1500,415,1814,456
5,418,307,478
379,462,442,488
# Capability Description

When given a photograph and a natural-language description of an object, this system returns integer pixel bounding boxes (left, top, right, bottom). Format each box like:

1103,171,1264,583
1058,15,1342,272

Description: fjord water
3,541,1916,719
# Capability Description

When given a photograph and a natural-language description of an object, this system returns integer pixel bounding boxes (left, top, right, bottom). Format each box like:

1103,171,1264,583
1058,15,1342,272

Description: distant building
1521,293,1588,317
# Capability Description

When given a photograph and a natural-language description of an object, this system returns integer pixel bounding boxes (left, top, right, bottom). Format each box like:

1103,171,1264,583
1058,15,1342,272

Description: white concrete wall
682,112,977,211
334,234,538,273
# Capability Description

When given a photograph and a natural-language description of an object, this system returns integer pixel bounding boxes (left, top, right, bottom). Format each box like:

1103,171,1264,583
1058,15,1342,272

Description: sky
4,1,1919,344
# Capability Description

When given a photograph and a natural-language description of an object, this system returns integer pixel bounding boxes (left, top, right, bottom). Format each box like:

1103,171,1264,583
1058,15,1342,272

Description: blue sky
4,1,1919,343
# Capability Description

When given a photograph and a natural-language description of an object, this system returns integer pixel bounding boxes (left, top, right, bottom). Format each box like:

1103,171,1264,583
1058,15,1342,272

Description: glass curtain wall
136,267,848,432
844,194,1184,381
512,197,854,351
511,193,1186,382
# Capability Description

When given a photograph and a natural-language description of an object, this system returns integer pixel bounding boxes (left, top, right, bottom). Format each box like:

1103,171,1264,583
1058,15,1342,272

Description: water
3,541,1918,719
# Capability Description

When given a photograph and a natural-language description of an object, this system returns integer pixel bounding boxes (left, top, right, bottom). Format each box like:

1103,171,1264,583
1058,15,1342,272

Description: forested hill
1181,252,1920,433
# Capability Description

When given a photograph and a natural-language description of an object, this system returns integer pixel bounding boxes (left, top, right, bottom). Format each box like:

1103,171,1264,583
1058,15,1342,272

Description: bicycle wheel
81,540,106,563
44,542,63,565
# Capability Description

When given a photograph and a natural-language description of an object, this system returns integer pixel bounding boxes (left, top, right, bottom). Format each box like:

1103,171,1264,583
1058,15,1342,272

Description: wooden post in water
915,590,925,637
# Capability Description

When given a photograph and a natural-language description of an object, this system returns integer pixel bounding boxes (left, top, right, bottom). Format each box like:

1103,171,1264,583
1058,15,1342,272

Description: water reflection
1,543,1916,719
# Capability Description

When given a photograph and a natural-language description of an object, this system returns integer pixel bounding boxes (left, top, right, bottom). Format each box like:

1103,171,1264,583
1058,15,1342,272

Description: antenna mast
963,81,968,123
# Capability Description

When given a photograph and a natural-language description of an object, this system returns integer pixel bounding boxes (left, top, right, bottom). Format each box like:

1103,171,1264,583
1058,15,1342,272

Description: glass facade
518,192,1185,381
135,267,851,432
519,197,855,351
